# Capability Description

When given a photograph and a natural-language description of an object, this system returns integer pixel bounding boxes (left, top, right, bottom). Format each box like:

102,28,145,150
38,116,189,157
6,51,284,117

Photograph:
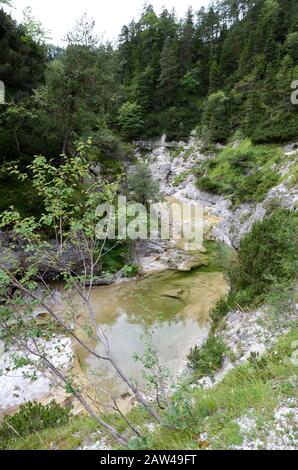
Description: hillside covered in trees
1,0,298,214
0,0,297,453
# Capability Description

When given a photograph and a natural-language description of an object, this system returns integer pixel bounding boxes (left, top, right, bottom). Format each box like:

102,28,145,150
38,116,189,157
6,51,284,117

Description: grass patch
141,326,298,450
172,171,189,187
4,327,298,451
195,139,282,205
169,147,183,160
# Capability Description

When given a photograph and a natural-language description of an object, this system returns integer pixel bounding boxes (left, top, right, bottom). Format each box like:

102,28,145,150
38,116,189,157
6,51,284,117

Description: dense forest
1,0,298,214
0,1,297,452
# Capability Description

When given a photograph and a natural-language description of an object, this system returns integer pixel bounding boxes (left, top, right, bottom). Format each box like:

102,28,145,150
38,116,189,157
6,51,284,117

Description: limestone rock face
283,142,298,154
135,136,297,249
0,336,74,415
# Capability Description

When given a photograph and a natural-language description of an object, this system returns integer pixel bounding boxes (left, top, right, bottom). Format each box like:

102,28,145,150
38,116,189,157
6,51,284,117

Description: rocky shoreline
0,134,297,435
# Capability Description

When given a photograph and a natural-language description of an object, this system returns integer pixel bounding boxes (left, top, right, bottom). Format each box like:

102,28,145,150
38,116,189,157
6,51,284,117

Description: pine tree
118,101,144,140
179,7,195,75
159,37,179,106
275,54,294,112
135,65,157,111
209,60,221,92
201,91,230,143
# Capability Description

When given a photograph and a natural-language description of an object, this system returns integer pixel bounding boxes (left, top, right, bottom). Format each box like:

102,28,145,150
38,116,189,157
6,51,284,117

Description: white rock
0,336,74,413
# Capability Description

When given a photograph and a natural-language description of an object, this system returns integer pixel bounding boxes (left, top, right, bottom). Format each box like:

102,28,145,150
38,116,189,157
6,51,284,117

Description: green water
75,247,234,400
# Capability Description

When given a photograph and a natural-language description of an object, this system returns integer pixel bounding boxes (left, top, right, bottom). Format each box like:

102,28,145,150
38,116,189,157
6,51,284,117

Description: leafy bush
122,264,139,277
211,209,298,326
0,401,71,449
237,209,298,297
195,175,221,194
201,91,230,144
210,295,234,329
88,127,133,166
252,111,298,144
101,243,128,273
127,163,161,205
0,173,44,217
187,336,226,378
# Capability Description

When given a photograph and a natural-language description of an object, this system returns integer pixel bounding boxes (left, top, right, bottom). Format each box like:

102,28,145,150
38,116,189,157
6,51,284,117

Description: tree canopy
1,1,298,211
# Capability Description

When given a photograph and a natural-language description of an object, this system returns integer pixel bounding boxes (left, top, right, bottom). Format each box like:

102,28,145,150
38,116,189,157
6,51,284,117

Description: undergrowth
195,139,283,205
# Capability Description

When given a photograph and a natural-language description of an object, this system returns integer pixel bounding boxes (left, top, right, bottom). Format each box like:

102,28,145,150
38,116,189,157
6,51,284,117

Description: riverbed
74,266,230,403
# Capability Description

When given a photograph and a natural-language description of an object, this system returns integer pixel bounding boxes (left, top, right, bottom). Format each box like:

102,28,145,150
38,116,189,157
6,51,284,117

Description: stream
0,193,235,415
71,198,234,407
75,268,229,400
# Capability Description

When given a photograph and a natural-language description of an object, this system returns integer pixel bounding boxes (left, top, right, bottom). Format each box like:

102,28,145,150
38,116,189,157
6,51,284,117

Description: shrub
252,111,298,144
0,401,72,449
187,336,226,378
127,162,161,205
118,101,144,140
101,243,128,273
196,175,222,194
122,264,139,277
172,171,189,187
209,210,298,331
89,127,133,165
201,91,230,144
195,139,282,204
210,295,234,329
237,209,298,296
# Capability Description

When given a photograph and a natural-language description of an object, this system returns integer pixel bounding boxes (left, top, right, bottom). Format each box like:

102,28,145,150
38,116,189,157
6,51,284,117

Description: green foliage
101,243,129,274
88,127,132,167
172,171,189,187
195,140,282,204
127,162,161,205
201,91,230,144
136,327,298,450
128,436,149,450
0,401,71,449
6,415,99,451
134,333,171,412
210,209,298,325
237,209,298,299
2,0,298,172
161,383,198,432
210,295,234,329
0,9,46,98
4,328,298,450
0,141,122,288
285,32,298,61
2,0,298,184
21,6,50,44
122,264,139,278
42,43,118,154
159,37,179,106
118,102,144,140
187,336,226,378
0,172,44,216
65,13,99,49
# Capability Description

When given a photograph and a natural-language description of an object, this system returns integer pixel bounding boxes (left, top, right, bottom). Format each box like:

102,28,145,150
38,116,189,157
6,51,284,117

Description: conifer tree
159,37,179,106
209,60,221,92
